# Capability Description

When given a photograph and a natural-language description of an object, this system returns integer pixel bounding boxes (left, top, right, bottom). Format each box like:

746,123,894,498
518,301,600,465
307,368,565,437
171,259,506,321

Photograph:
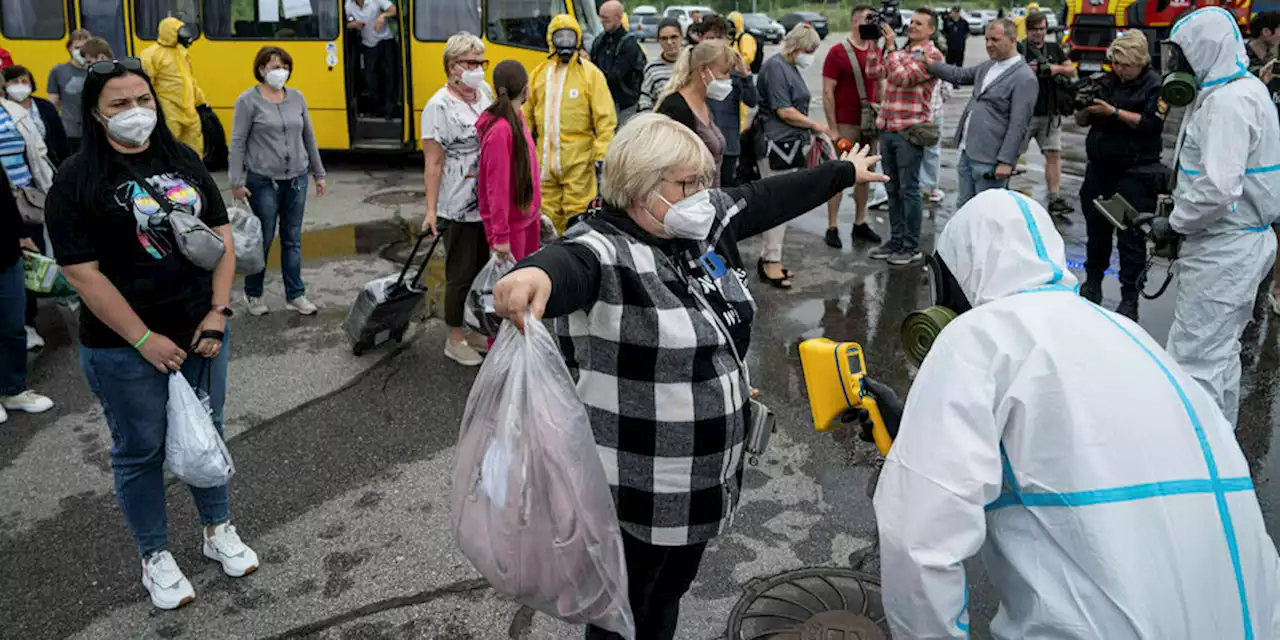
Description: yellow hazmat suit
140,17,206,155
1014,3,1041,41
728,12,757,132
523,15,616,233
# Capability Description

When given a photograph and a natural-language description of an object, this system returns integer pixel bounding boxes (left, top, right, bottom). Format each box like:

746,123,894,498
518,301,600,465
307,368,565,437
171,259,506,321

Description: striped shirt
0,110,32,187
638,59,675,111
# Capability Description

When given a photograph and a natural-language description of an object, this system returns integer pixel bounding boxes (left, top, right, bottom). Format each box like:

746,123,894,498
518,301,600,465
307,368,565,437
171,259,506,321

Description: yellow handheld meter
798,339,892,456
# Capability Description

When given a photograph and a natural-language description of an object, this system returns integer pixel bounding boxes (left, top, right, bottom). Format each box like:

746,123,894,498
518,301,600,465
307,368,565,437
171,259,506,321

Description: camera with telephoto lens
1067,72,1115,111
860,0,902,40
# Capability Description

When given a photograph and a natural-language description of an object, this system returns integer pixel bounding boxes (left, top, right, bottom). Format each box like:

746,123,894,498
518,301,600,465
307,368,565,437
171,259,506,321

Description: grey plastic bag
164,373,234,488
464,255,516,339
229,202,265,275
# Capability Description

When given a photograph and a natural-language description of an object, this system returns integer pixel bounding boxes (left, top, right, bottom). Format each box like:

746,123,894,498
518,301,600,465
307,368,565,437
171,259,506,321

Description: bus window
135,0,202,40
572,0,602,49
80,0,128,57
488,0,567,50
0,0,65,39
415,0,481,41
202,0,340,40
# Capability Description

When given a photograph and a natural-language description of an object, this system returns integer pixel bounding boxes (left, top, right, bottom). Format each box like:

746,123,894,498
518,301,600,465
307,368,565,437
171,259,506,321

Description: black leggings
584,532,709,640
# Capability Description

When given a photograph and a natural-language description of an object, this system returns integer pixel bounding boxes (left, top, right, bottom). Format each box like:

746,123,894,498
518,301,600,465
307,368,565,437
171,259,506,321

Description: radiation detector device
798,339,892,456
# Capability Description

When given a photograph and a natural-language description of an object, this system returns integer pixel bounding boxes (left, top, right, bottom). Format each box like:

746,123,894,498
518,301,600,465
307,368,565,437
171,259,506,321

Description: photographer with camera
1072,29,1165,321
1018,12,1075,215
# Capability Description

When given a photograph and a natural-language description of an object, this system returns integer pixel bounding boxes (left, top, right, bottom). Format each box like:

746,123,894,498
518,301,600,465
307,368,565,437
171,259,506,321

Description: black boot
1116,290,1139,321
1079,277,1103,304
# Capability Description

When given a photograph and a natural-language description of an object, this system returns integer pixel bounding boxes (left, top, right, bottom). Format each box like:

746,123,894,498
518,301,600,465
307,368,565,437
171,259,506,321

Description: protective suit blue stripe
1082,304,1254,639
956,583,970,634
1204,68,1248,88
984,476,1254,511
1245,164,1280,174
1244,225,1270,232
1172,6,1243,40
1180,165,1202,176
1009,192,1064,285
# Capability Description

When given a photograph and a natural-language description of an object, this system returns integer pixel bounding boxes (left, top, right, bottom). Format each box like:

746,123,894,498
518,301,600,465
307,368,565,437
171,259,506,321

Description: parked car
632,14,659,41
744,12,785,44
779,11,829,39
965,11,985,34
664,5,714,34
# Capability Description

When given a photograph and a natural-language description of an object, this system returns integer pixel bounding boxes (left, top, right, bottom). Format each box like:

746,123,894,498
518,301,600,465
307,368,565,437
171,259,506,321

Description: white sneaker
24,325,44,350
246,296,269,316
930,189,945,203
867,188,889,209
203,522,260,577
0,390,53,414
142,551,195,610
0,404,7,425
444,339,483,366
286,296,318,315
466,332,490,355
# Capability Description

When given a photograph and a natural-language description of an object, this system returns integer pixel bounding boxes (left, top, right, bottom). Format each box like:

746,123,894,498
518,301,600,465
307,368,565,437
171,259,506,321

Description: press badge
699,249,728,280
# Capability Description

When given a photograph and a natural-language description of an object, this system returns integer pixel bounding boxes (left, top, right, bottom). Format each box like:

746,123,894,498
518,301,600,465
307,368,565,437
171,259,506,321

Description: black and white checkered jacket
521,161,858,546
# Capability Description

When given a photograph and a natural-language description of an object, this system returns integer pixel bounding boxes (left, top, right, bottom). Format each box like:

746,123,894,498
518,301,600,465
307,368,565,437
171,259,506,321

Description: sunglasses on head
87,57,144,78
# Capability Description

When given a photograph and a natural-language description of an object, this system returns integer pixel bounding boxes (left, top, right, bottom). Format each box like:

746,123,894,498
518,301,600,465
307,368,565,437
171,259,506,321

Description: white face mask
103,107,158,147
649,188,717,239
461,67,486,89
265,68,290,89
71,49,85,65
795,53,815,69
706,73,733,102
5,84,32,102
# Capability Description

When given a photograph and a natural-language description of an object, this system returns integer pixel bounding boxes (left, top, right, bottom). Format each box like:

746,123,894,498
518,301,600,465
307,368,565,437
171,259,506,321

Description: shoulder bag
842,40,880,137
119,162,226,271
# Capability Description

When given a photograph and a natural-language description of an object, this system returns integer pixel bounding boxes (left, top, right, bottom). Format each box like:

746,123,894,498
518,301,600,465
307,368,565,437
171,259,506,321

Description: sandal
757,259,794,280
757,259,793,289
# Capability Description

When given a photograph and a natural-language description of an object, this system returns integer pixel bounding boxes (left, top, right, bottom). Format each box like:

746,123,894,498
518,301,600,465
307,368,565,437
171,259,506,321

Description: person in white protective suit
1161,6,1280,427
872,189,1280,639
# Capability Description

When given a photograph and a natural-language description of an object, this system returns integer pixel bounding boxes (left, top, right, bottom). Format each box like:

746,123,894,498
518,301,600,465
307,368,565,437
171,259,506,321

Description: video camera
860,0,902,40
1066,71,1116,111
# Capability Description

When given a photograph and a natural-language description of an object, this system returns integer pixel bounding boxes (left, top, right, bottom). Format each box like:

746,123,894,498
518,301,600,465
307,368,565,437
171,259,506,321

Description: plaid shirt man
877,41,944,133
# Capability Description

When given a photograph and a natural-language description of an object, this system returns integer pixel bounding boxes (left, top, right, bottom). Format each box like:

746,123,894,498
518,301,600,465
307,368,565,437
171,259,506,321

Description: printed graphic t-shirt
46,145,230,348
420,85,492,223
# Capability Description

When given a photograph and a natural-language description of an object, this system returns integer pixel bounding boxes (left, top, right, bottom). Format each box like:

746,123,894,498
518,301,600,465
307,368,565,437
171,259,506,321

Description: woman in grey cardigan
229,46,327,316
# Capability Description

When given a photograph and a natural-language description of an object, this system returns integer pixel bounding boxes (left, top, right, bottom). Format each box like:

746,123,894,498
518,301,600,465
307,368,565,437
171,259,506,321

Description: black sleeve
44,157,97,266
515,239,602,317
625,38,647,90
1133,80,1165,138
655,93,699,132
724,161,858,240
0,170,19,265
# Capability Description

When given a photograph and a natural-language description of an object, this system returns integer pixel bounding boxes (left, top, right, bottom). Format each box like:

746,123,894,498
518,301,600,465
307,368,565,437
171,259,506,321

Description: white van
664,5,715,34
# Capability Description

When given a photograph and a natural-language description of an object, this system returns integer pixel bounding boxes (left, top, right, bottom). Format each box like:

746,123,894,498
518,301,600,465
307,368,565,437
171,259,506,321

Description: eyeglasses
664,176,709,198
456,59,490,70
87,57,144,78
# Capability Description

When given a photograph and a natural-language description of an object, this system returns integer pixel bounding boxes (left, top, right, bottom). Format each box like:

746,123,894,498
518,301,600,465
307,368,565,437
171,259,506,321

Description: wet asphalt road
3,34,1280,639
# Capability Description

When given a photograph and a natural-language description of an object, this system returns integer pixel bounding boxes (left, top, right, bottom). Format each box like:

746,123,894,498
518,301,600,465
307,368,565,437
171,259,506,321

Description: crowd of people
9,3,1280,638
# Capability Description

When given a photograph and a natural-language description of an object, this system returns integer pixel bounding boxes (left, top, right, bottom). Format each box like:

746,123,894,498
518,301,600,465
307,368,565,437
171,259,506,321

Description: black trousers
584,532,709,640
441,220,489,329
361,39,400,117
720,154,739,188
945,47,965,66
1080,163,1151,294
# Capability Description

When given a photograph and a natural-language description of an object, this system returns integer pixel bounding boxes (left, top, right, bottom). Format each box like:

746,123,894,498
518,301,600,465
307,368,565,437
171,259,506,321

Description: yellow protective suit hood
141,16,206,154
546,13,584,55
727,11,757,132
157,17,183,48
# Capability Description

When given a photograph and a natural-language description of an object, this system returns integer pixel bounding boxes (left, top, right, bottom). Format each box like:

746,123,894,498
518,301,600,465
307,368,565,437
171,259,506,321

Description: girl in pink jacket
476,60,541,263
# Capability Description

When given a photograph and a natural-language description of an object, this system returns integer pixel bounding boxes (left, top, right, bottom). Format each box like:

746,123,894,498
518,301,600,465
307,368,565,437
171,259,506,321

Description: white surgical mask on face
71,49,85,65
461,67,486,89
706,73,733,101
265,68,290,89
651,188,716,239
5,84,32,102
795,53,815,69
104,107,158,147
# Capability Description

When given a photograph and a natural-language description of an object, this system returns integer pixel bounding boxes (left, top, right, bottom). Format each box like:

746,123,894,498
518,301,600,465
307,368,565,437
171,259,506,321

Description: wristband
133,330,152,350
1113,106,1120,117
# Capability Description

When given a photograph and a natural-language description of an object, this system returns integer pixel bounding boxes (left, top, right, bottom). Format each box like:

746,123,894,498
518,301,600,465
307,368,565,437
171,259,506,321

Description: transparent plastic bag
164,373,234,488
229,202,265,275
463,255,515,338
451,317,635,639
539,214,559,246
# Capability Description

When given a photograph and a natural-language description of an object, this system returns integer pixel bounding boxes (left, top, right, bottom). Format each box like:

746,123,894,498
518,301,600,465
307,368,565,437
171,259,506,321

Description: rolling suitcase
343,233,440,356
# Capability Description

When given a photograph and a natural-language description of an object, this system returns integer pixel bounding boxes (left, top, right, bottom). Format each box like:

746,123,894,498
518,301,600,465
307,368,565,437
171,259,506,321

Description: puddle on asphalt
261,219,414,269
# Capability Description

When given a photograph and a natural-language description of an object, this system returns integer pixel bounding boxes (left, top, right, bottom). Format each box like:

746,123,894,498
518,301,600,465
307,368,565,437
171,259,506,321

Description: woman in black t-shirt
44,59,258,611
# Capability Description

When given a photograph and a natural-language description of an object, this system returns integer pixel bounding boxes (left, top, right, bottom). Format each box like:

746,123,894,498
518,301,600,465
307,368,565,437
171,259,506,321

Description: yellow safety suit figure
728,12,758,133
524,15,616,233
140,17,206,156
1014,3,1041,41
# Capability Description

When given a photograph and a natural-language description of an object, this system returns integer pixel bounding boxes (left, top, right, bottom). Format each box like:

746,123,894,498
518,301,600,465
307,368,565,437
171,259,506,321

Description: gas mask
551,28,579,63
901,253,971,366
1160,40,1197,107
177,25,197,48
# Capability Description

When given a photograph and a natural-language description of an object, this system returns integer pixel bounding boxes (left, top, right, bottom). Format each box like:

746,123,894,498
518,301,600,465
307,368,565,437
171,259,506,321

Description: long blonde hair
655,40,734,110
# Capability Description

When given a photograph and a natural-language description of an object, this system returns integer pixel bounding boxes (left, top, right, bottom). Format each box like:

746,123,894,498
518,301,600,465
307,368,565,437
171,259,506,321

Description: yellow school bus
0,0,602,151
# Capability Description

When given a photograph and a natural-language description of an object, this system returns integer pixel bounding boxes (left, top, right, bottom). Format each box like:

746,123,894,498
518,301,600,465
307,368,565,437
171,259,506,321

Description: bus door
131,0,352,150
0,0,73,99
345,0,410,149
78,0,130,57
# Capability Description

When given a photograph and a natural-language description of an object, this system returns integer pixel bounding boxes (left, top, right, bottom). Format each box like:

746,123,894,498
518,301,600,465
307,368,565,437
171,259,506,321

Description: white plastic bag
451,318,635,639
165,374,234,488
229,201,265,275
463,255,515,338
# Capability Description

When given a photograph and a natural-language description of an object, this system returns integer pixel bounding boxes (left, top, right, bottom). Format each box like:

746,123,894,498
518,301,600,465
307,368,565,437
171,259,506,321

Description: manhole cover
726,567,889,640
365,189,426,206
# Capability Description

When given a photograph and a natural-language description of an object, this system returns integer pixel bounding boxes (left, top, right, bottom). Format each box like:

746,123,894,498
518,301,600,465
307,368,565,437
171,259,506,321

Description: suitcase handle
396,232,442,289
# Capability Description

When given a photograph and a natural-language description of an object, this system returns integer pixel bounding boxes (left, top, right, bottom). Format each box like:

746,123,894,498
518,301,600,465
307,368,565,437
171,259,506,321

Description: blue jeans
881,131,925,253
957,151,1007,208
919,113,944,192
80,334,231,557
0,257,26,396
244,172,307,301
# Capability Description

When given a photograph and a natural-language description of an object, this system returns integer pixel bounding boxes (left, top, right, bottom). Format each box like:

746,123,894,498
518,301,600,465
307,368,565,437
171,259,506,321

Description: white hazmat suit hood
874,189,1280,640
1164,7,1280,426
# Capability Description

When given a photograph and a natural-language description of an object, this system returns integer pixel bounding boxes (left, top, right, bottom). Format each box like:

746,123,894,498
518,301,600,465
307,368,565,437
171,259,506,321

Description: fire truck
1062,0,1254,72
